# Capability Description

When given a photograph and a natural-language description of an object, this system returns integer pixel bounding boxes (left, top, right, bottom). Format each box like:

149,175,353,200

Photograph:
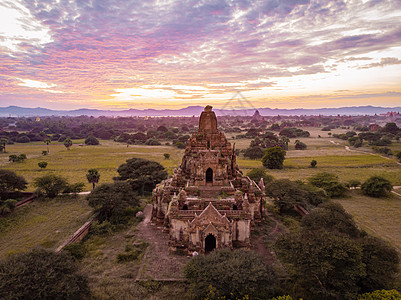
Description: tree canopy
33,174,68,198
185,249,278,299
246,167,274,185
86,181,139,224
0,249,90,299
308,172,347,198
262,146,286,169
0,169,27,199
116,158,167,194
361,176,392,198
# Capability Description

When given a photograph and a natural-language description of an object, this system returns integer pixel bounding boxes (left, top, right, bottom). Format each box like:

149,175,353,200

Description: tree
246,168,274,185
310,159,317,168
33,174,68,198
44,138,51,153
63,137,72,150
86,181,139,224
265,179,307,213
85,135,99,145
276,230,365,300
185,249,278,299
244,146,264,159
116,158,167,195
361,176,392,198
358,236,400,293
163,153,170,159
0,138,7,152
0,169,27,199
0,249,90,299
42,150,48,156
38,161,48,170
308,172,347,198
262,146,286,169
301,202,360,237
86,168,100,190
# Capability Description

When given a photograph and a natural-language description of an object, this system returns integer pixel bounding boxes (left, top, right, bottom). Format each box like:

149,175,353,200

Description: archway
182,204,188,210
206,168,213,183
205,234,216,253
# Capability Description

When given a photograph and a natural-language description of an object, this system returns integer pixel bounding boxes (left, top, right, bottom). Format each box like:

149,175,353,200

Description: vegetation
310,159,317,168
262,146,286,169
86,181,139,224
246,167,274,184
85,135,100,145
0,249,90,299
0,169,27,199
361,176,393,198
9,153,27,162
86,168,100,190
33,174,68,198
185,249,278,299
63,137,72,150
116,157,167,195
38,161,48,170
308,172,348,198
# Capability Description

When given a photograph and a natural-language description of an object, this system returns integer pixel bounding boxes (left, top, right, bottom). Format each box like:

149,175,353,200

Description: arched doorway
182,204,188,210
205,234,216,253
206,168,213,183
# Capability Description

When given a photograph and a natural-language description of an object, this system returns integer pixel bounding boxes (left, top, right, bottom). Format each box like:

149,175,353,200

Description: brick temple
152,105,265,253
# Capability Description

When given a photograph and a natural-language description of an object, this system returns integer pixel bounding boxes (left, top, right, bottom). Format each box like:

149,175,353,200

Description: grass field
336,190,401,253
0,140,184,191
0,195,92,259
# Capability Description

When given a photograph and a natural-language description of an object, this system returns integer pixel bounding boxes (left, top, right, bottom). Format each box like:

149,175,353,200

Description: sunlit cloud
0,0,400,110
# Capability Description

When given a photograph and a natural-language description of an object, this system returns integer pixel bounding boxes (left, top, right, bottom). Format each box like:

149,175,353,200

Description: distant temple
152,105,265,253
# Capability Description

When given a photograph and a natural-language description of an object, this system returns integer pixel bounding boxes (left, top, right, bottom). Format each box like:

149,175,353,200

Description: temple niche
152,105,265,253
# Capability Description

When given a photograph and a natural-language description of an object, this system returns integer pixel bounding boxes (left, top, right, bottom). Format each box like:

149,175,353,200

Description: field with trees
1,113,401,299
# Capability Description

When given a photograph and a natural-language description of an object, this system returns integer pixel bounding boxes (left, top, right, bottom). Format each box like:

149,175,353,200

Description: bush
145,138,161,145
164,153,170,159
357,289,401,300
38,161,48,169
361,176,392,198
84,135,99,145
42,150,48,156
294,141,307,150
63,243,87,261
308,172,347,198
185,249,278,299
33,174,68,198
0,199,17,215
310,159,317,168
0,249,90,299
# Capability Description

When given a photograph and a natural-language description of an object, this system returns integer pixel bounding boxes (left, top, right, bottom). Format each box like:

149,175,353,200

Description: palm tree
0,138,7,153
86,169,100,190
44,138,51,153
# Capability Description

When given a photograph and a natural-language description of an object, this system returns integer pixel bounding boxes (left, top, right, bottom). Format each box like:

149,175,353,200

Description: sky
0,0,400,110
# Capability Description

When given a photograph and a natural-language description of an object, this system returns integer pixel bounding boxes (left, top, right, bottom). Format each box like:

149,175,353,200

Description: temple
152,105,265,253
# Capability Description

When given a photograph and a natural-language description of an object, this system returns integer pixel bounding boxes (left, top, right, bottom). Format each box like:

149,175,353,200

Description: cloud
0,0,400,109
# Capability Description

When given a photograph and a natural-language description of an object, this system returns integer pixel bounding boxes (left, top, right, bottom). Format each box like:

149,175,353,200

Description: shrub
357,289,401,300
84,135,99,145
33,174,68,198
42,150,48,156
185,249,278,299
38,161,48,170
308,172,347,198
246,168,274,185
145,138,161,145
16,135,30,143
310,159,317,168
0,249,90,299
163,153,170,159
294,141,307,150
361,176,392,198
244,146,264,159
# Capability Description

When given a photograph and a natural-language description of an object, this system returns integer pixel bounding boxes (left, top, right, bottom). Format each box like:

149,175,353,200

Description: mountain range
0,105,400,117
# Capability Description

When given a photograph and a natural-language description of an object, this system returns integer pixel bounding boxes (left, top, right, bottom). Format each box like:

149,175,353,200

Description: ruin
152,105,265,253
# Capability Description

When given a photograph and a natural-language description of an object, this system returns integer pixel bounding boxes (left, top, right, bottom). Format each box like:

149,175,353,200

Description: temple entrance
205,234,216,253
206,168,213,183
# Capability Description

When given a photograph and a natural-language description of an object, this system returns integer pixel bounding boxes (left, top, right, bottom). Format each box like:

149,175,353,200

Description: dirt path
135,204,189,281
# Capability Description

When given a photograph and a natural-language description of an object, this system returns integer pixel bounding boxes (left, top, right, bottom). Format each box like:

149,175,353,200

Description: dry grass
335,190,401,253
0,140,184,191
0,195,92,259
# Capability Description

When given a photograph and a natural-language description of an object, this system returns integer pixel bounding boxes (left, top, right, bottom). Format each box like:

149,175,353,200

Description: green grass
0,195,92,259
0,140,184,191
336,190,401,253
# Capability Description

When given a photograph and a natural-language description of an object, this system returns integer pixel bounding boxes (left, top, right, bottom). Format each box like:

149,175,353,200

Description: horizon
1,1,401,110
